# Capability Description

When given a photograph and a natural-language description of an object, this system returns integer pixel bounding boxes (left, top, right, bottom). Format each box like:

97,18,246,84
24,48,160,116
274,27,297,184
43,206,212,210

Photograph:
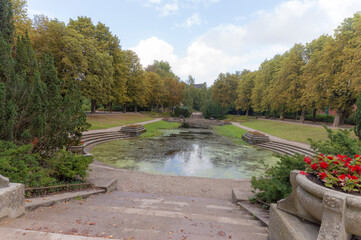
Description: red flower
355,155,361,159
351,175,358,180
299,171,309,175
319,172,327,180
338,174,346,180
333,161,339,165
303,157,311,164
311,163,318,170
327,156,334,160
320,162,328,169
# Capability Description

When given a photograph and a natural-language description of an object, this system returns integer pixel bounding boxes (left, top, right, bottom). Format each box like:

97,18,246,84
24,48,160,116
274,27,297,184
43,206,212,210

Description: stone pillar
317,193,351,240
0,174,25,219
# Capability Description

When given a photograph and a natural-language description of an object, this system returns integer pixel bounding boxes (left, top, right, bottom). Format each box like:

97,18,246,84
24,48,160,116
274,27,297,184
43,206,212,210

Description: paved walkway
84,118,162,135
232,122,314,151
257,116,353,129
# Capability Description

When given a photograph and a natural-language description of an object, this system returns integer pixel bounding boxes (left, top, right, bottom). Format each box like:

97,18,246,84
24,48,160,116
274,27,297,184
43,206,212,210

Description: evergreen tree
354,92,361,140
0,0,15,43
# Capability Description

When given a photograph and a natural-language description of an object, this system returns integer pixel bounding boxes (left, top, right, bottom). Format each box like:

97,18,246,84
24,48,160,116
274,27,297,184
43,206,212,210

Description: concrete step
0,227,121,240
81,133,128,143
255,144,296,156
255,141,315,156
82,135,129,147
260,141,315,156
0,191,268,240
81,132,125,140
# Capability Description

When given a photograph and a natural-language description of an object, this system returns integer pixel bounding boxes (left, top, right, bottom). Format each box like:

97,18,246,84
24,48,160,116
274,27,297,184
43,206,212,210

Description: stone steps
81,133,130,147
0,191,268,240
255,141,315,156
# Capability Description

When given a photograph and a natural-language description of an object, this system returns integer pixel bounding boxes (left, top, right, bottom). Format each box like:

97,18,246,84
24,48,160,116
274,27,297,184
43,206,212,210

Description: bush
201,101,225,119
173,106,191,118
308,126,361,156
47,150,93,182
251,154,306,204
0,141,93,187
0,141,55,187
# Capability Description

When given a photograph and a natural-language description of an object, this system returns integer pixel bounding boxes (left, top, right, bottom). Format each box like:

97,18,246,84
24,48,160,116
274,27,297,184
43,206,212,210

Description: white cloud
142,0,218,16
130,37,178,67
176,13,202,28
132,0,361,86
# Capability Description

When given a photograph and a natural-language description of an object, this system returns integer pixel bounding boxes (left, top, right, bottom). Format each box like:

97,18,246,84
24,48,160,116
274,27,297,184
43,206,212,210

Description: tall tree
122,50,146,112
236,70,254,116
11,0,32,37
212,72,240,114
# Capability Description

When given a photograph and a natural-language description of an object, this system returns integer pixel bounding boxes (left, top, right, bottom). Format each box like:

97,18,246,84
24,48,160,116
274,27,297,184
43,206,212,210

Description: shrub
201,101,225,119
0,141,55,187
308,126,361,156
303,154,361,192
47,150,92,182
250,154,306,204
173,106,191,118
0,141,93,187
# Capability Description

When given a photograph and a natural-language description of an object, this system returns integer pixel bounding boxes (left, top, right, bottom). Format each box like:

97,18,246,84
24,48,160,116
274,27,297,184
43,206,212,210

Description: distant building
194,84,203,89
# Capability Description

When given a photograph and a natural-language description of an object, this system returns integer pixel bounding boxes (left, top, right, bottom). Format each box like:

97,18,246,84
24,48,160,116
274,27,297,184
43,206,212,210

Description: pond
90,128,279,179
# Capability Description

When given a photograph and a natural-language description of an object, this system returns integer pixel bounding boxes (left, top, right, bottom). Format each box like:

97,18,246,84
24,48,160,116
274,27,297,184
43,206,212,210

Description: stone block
0,183,25,219
0,175,9,188
268,204,319,240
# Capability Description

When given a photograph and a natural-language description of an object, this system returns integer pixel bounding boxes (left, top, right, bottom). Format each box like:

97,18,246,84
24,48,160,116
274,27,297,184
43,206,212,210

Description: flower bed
302,154,361,193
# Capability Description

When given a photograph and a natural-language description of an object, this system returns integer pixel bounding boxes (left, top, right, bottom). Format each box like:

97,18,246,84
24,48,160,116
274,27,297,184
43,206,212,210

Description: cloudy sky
27,0,361,86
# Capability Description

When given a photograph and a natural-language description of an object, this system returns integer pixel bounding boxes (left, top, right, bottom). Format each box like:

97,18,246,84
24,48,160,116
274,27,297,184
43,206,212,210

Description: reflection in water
91,128,279,179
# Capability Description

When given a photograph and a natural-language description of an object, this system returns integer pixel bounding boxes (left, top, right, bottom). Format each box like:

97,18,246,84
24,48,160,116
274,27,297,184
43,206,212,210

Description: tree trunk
123,104,127,113
246,109,249,117
134,104,137,112
280,109,285,121
340,110,347,125
266,111,270,119
110,101,113,113
313,108,317,122
91,100,96,114
151,105,154,112
221,108,224,115
300,109,306,123
295,111,298,120
332,108,342,127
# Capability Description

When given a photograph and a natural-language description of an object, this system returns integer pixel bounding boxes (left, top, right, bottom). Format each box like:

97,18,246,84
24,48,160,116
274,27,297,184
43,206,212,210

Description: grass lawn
213,124,247,144
239,119,330,143
140,120,182,138
87,113,154,130
225,115,257,123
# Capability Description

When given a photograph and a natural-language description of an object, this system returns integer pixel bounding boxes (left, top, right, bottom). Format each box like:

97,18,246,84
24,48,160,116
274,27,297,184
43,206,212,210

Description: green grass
140,120,182,138
142,111,172,118
214,124,247,144
239,119,329,143
86,113,153,130
225,115,257,123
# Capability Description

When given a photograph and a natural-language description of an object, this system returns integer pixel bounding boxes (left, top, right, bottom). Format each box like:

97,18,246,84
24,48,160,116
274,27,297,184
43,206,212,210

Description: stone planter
272,170,361,240
120,125,146,137
69,145,85,155
241,131,270,145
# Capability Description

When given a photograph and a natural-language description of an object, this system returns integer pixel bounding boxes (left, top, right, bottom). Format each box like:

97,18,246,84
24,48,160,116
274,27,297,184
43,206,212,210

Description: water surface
91,128,279,179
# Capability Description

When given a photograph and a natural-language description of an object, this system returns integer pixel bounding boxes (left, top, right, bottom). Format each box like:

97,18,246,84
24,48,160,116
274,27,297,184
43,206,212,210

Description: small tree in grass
354,92,361,140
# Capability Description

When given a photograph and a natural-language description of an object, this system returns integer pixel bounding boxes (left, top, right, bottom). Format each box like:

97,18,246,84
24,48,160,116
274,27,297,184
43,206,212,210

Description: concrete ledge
238,201,269,227
232,188,253,203
268,204,319,240
25,189,105,211
0,183,25,219
0,227,122,240
91,178,117,192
